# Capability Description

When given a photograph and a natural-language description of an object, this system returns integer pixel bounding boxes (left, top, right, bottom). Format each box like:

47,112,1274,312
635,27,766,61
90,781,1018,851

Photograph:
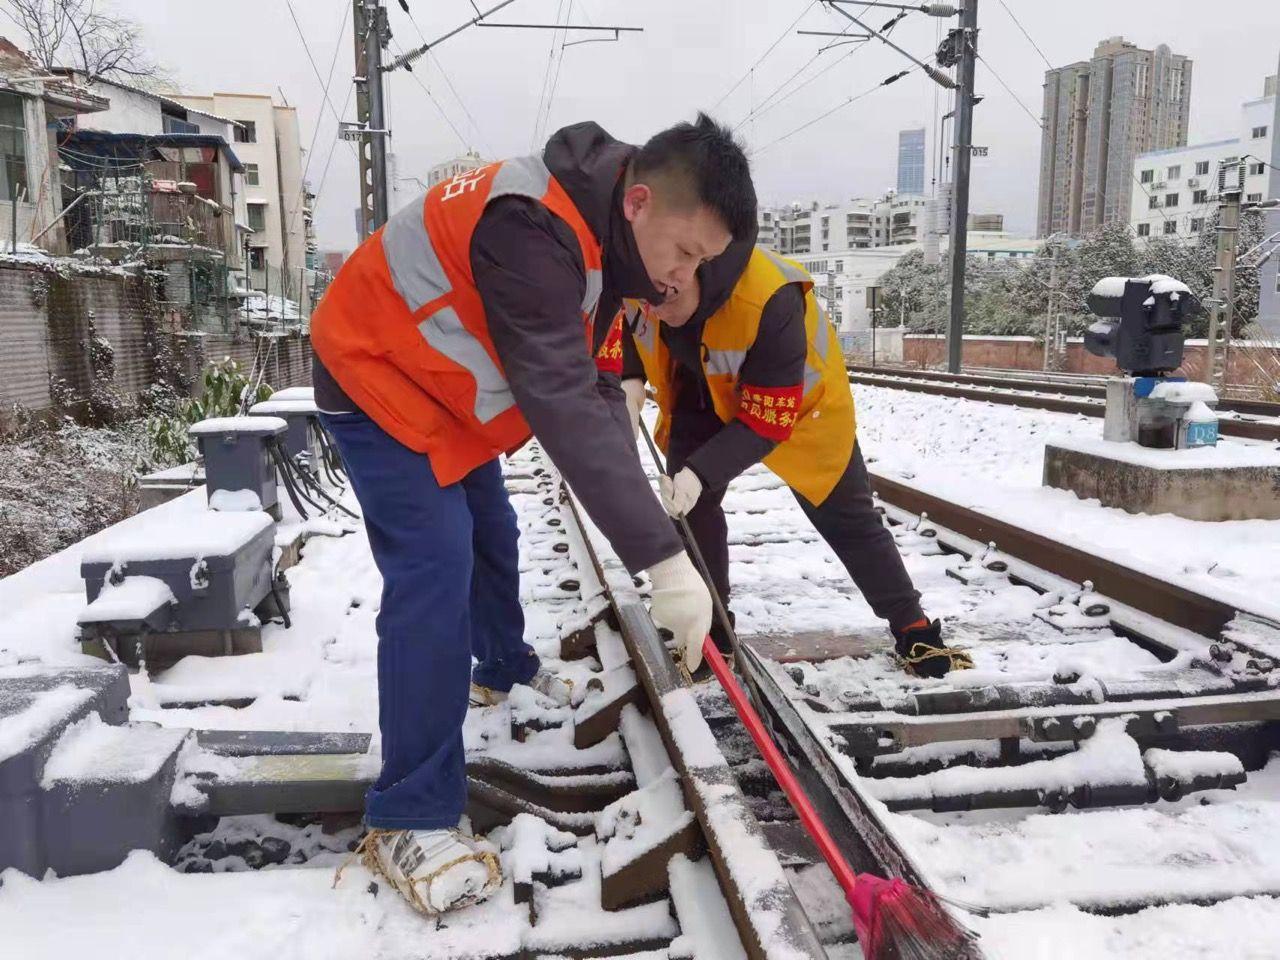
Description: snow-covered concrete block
574,663,643,749
1044,436,1280,521
595,768,700,910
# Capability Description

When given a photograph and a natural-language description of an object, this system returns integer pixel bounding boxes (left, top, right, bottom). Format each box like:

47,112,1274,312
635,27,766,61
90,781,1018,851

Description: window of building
0,92,27,201
249,246,266,270
835,260,843,272
1163,220,1177,235
1165,193,1179,208
244,163,260,186
1247,192,1264,203
1249,162,1267,176
235,120,257,143
1140,169,1154,184
1167,165,1181,180
1136,222,1151,237
1190,218,1204,233
1195,160,1210,176
1193,189,1208,204
247,204,266,232
162,114,198,135
1252,125,1268,139
1148,195,1161,210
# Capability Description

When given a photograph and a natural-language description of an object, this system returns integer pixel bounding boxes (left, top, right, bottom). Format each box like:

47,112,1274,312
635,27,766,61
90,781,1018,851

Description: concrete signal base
1044,436,1280,522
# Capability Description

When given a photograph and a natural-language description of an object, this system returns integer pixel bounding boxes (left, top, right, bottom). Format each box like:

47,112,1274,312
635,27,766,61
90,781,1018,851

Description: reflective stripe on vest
379,154,595,428
419,306,514,423
383,199,450,312
802,305,834,395
706,348,747,377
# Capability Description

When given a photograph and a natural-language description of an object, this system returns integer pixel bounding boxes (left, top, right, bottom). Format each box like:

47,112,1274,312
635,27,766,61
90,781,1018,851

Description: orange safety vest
311,155,616,485
626,247,856,505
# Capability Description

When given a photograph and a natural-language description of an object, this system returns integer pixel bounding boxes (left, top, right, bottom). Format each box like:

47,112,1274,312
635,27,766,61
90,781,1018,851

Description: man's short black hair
631,112,757,242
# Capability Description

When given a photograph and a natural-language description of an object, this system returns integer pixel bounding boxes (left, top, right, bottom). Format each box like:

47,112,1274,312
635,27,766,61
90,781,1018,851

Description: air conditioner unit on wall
1187,177,1200,188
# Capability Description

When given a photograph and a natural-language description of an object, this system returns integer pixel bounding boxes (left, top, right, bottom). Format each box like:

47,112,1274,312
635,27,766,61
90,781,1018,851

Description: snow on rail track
652,391,1280,958
847,368,1280,443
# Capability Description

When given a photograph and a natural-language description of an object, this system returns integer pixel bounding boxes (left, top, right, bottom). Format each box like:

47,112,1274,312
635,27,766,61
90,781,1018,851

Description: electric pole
353,0,390,240
944,0,977,373
1042,243,1060,371
1205,159,1243,390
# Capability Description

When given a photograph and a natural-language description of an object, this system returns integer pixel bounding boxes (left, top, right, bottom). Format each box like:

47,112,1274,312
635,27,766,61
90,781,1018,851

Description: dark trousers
321,410,536,830
667,408,925,635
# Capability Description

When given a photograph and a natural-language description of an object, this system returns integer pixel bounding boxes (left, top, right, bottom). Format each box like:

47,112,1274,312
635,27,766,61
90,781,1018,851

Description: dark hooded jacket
313,122,682,574
621,239,808,491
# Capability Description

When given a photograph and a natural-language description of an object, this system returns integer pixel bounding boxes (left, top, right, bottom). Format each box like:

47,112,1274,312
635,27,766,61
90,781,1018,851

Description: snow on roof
189,416,287,436
80,509,273,565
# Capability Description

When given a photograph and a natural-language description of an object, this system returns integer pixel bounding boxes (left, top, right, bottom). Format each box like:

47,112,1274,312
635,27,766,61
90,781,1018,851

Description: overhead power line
754,66,918,155
709,0,820,113
398,1,491,155
973,50,1041,129
286,0,351,237
735,43,865,132
995,0,1053,70
390,38,473,151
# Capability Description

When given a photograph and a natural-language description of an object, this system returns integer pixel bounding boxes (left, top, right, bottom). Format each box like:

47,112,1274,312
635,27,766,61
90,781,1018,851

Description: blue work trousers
322,410,536,829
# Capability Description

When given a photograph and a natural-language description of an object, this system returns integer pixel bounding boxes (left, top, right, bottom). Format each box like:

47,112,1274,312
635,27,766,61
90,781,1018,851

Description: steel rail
847,363,1280,418
847,370,1280,442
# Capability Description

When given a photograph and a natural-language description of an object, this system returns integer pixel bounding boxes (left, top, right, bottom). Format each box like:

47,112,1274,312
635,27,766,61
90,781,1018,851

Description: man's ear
622,183,652,223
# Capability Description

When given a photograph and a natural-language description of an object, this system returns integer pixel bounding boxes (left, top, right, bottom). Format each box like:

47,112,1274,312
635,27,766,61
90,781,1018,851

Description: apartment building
897,127,926,195
1038,37,1192,237
174,93,308,293
759,192,929,256
1129,75,1277,242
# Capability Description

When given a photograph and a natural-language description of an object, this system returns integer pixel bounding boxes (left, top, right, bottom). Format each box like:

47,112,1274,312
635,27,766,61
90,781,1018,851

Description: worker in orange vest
622,241,974,679
310,115,755,916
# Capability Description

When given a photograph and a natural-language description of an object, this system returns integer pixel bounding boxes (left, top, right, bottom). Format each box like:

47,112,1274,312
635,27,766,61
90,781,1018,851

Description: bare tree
3,0,159,82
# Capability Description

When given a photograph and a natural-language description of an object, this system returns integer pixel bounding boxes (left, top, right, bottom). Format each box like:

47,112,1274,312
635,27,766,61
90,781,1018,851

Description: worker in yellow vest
622,242,973,677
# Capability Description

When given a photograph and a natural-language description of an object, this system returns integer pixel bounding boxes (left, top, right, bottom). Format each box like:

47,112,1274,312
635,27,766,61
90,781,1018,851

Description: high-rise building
897,127,926,195
1037,37,1192,237
1257,59,1280,338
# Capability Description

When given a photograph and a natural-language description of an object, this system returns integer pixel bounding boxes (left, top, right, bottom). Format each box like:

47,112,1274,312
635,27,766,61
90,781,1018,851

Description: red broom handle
701,637,861,900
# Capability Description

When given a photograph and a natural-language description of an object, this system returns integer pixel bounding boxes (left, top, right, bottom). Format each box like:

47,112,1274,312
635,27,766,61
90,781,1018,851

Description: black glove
893,619,974,679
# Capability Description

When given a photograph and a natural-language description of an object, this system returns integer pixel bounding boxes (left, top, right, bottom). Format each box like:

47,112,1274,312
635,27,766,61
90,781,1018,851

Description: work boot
892,619,974,678
470,669,573,707
353,826,502,916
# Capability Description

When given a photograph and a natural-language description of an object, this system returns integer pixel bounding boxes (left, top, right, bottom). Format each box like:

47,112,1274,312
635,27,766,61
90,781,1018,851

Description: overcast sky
60,0,1280,252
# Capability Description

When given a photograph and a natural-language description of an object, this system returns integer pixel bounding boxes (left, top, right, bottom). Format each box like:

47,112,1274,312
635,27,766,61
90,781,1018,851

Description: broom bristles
854,876,980,960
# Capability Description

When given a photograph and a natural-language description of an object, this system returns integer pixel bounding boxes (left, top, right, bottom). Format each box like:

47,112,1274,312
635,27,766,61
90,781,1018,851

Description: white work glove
658,467,703,518
622,378,645,440
646,552,712,673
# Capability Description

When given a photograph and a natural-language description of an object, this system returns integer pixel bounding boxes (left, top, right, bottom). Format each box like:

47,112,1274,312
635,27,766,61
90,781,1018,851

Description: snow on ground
2,381,1279,956
852,382,1280,620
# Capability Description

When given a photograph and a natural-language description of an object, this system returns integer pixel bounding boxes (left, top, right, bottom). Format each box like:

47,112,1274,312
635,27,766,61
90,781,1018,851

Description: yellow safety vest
626,247,856,505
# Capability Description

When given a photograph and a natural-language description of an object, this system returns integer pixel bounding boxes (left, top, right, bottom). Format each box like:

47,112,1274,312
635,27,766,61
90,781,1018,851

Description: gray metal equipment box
249,398,322,473
79,509,276,635
190,416,287,517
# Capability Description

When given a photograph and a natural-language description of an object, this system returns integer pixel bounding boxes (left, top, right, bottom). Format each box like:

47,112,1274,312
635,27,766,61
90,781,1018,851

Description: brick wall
901,334,1280,395
0,262,313,432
